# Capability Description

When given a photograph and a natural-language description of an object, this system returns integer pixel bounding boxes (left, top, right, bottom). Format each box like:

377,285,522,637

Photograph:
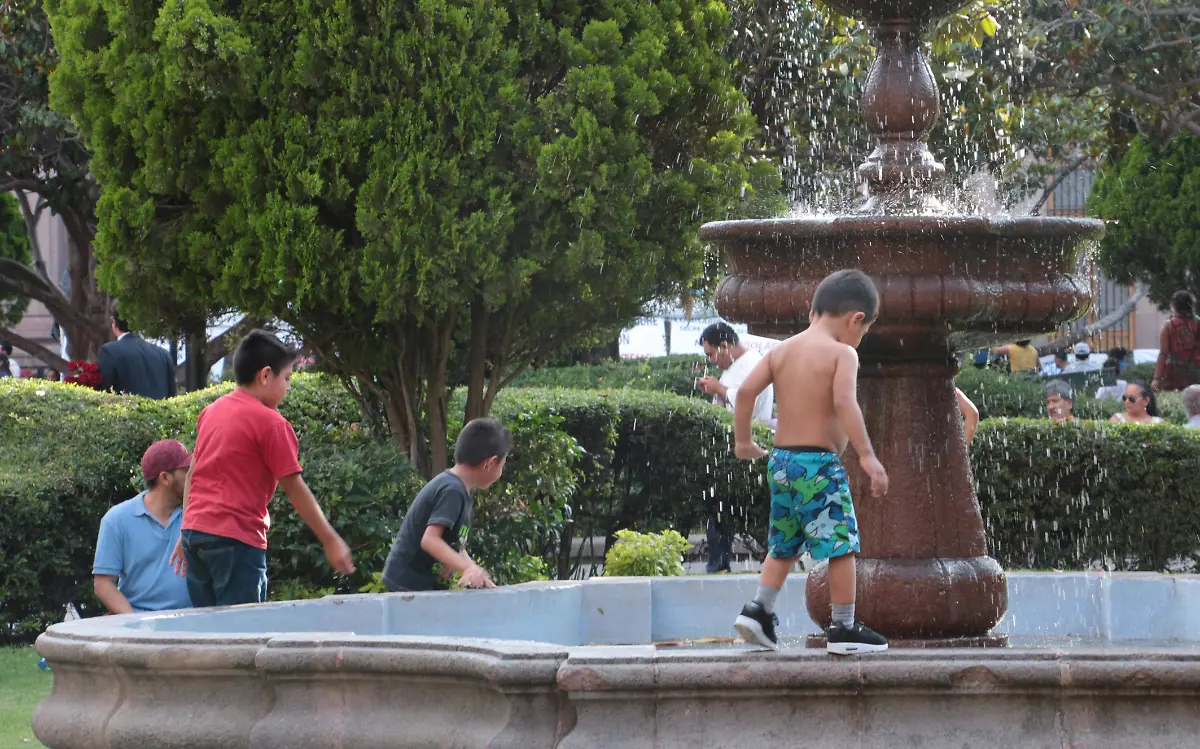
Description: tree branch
1032,285,1151,350
0,327,69,372
14,191,59,292
1030,155,1089,216
1114,83,1200,137
0,258,103,337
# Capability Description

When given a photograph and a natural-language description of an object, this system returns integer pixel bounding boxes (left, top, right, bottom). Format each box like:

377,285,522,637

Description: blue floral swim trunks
766,447,860,561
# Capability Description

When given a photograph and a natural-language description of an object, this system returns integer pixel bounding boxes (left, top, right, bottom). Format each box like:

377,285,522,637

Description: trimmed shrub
486,387,772,578
973,418,1200,571
457,408,581,586
603,529,692,576
509,355,707,397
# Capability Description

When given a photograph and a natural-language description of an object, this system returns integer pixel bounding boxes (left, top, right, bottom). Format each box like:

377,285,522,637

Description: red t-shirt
182,388,302,549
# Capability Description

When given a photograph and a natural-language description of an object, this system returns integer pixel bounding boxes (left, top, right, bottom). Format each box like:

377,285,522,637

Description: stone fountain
700,0,1101,644
32,2,1200,748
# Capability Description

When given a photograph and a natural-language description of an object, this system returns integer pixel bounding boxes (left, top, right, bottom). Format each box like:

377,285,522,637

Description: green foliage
454,408,580,586
488,387,774,575
1090,136,1200,308
974,418,1200,571
47,0,772,473
0,193,31,329
603,529,692,577
510,355,705,396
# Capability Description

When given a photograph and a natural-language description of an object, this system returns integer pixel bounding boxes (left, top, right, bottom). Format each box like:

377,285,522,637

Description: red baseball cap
141,440,192,482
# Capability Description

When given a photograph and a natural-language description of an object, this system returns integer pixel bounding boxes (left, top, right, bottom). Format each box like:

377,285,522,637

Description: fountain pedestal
699,0,1104,643
804,364,1006,640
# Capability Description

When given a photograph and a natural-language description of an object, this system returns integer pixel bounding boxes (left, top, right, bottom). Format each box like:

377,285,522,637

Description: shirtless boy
730,269,890,654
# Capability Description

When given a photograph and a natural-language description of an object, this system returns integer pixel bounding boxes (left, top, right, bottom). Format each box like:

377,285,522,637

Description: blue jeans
181,529,268,607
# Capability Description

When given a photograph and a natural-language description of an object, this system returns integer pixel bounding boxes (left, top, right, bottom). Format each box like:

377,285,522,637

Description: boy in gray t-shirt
382,419,511,592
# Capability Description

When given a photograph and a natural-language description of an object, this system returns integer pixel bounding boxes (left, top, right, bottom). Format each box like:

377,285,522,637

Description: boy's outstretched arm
420,526,495,589
278,473,355,574
831,347,889,496
733,353,773,460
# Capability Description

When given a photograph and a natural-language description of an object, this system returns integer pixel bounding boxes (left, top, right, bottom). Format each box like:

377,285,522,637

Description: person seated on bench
93,440,193,614
1044,381,1076,424
1061,342,1102,373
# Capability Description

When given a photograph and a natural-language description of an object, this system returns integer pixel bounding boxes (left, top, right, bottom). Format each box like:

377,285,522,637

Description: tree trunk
426,320,454,474
184,329,208,391
464,296,490,422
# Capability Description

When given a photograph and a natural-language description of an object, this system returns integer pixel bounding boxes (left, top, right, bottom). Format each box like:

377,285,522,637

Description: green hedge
512,357,1188,423
482,387,773,578
974,419,1200,571
509,355,705,397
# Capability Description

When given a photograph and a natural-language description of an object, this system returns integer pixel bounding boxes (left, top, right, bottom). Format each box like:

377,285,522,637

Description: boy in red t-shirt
170,330,354,606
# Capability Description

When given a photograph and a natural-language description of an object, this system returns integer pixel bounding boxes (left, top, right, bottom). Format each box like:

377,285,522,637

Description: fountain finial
821,0,975,213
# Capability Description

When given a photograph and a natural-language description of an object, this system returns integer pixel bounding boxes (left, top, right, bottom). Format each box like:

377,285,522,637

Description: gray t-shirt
382,471,473,592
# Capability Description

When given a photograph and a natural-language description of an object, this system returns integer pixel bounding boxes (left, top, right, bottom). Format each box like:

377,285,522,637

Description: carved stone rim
700,215,1106,241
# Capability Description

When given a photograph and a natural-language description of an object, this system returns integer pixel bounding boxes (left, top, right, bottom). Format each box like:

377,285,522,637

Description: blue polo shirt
93,492,192,612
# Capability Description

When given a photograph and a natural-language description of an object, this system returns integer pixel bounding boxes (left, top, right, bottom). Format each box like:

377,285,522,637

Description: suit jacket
97,334,177,399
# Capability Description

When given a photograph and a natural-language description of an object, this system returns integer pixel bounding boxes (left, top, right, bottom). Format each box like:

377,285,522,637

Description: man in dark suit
97,307,177,399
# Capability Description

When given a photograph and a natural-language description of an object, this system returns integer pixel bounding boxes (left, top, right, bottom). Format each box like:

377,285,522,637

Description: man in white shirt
696,322,775,573
697,322,775,426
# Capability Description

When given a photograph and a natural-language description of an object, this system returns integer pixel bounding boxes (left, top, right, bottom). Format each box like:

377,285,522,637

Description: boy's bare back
767,329,858,454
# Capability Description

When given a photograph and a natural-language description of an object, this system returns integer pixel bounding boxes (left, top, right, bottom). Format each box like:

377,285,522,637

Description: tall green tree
0,193,31,330
47,0,771,472
1089,136,1200,307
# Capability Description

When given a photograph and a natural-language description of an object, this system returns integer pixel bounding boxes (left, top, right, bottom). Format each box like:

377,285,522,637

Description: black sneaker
825,620,888,655
734,601,779,650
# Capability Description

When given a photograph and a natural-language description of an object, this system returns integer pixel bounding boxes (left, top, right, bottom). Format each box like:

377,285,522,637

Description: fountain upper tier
700,214,1104,357
822,0,974,24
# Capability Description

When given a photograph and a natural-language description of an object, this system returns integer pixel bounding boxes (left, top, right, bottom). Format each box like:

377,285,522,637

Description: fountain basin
34,572,1200,748
701,214,1104,354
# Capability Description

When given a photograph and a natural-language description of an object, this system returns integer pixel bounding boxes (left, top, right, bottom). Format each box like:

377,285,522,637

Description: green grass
0,647,50,748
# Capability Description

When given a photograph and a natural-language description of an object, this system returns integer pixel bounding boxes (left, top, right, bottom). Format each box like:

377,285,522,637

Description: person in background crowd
1154,290,1200,392
93,440,194,614
697,322,775,574
97,305,177,399
992,340,1039,374
1105,347,1131,374
1183,385,1200,430
1095,353,1129,401
1110,381,1164,424
1061,342,1102,373
44,367,61,382
1045,381,1075,423
0,342,12,378
956,388,979,445
1041,348,1071,376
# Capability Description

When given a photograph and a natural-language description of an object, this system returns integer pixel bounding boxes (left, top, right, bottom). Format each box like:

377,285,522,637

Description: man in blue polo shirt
93,440,194,613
